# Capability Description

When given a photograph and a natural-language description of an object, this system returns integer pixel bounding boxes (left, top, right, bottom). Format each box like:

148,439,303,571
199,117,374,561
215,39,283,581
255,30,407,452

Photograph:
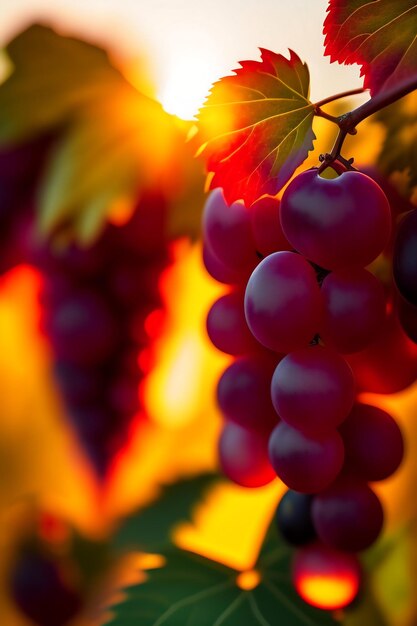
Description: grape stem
315,75,417,169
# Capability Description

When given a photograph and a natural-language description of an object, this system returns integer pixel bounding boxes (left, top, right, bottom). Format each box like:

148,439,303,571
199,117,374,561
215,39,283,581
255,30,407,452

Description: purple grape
268,422,344,493
271,345,355,434
312,476,384,552
219,422,276,488
249,195,290,257
206,290,259,355
217,354,280,433
276,490,316,546
244,251,323,353
202,243,242,285
340,403,404,481
280,169,391,270
394,209,417,306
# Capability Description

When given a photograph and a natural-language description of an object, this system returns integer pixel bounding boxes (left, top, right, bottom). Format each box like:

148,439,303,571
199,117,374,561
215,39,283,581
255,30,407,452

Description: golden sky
0,0,363,118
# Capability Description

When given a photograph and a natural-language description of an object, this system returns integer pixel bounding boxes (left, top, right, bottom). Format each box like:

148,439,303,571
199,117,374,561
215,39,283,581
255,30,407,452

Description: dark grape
244,251,322,353
320,268,386,353
271,346,355,434
280,169,391,270
268,422,344,493
219,422,276,488
393,209,417,305
217,354,280,433
312,476,384,552
9,549,81,626
340,403,404,481
206,290,259,355
276,490,316,546
397,295,417,344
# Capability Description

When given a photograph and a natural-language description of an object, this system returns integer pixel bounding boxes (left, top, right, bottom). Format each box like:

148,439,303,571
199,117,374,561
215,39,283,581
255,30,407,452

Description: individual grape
397,296,417,344
347,313,417,393
45,290,119,365
340,403,404,481
206,290,259,355
244,251,323,353
292,542,361,611
320,268,386,353
280,169,391,270
312,476,384,552
217,354,280,433
202,188,258,276
393,209,417,305
268,422,344,493
202,243,242,285
218,422,276,488
276,490,316,546
271,346,355,435
249,195,290,257
9,549,81,626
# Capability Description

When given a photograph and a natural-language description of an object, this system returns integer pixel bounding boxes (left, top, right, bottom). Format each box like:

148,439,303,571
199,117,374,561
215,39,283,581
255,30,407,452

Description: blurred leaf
343,591,388,626
197,49,315,206
375,91,417,203
0,25,204,243
324,1,417,96
114,473,218,553
106,525,337,626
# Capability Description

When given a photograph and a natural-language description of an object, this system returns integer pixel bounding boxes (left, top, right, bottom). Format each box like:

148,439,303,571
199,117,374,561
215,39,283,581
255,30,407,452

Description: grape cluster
33,191,169,477
203,167,410,609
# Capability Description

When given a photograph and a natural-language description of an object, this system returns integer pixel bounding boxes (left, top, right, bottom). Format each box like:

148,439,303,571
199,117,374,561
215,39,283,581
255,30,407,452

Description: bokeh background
0,2,415,625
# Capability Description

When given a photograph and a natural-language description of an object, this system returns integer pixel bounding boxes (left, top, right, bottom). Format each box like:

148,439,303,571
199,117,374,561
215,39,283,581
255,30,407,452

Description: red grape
271,345,355,434
217,354,280,433
280,169,391,270
320,268,386,353
268,422,344,493
249,195,290,257
340,403,404,481
218,422,276,488
202,189,258,276
312,476,384,552
347,313,417,393
244,251,322,353
202,243,242,285
206,290,259,355
292,542,361,610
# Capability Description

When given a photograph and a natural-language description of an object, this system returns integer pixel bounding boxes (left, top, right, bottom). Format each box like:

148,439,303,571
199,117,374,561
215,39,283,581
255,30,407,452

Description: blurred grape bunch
0,24,205,476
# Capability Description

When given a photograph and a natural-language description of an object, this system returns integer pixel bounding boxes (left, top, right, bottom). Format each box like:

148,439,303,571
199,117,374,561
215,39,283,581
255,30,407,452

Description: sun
158,48,220,121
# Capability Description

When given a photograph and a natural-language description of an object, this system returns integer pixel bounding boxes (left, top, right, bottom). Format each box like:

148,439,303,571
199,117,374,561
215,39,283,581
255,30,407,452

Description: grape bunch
33,190,169,477
203,167,410,610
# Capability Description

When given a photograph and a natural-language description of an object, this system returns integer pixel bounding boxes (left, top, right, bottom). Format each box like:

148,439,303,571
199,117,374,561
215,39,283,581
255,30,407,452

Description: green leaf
114,474,219,553
375,91,417,202
0,25,205,243
196,49,315,207
106,525,338,626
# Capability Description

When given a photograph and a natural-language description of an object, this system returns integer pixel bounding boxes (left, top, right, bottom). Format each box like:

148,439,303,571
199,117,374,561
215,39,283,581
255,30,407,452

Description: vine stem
316,74,417,167
314,87,366,110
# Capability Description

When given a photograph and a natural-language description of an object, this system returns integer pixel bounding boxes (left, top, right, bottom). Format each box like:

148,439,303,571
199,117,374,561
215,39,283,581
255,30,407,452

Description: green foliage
0,25,205,244
376,92,417,201
107,523,338,626
114,473,218,553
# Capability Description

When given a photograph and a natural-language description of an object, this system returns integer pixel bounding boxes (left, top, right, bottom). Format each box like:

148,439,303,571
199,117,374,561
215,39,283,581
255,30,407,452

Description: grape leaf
106,526,338,626
324,1,417,96
196,49,315,206
375,91,417,201
113,473,219,553
0,25,205,243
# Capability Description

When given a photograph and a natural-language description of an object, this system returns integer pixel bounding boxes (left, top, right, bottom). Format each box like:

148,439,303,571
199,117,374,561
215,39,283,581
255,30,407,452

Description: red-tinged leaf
196,49,315,206
324,1,417,96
